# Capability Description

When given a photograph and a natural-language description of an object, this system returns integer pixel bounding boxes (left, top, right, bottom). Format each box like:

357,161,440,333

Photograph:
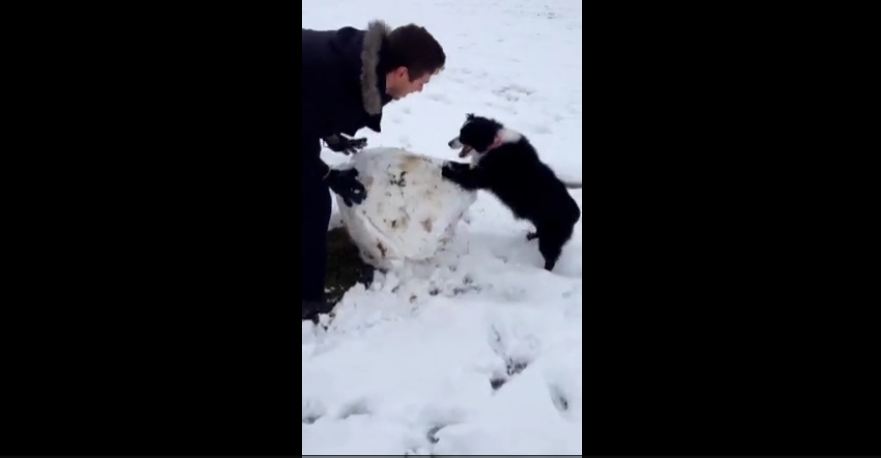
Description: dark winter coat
301,20,394,178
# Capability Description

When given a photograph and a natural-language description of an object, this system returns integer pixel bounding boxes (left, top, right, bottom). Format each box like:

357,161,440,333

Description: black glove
325,168,366,206
323,134,367,155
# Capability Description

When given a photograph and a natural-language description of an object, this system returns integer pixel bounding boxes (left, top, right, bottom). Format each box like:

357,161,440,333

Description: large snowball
334,148,477,269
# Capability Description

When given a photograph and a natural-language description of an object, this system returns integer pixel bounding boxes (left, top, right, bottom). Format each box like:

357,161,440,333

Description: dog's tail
556,172,582,189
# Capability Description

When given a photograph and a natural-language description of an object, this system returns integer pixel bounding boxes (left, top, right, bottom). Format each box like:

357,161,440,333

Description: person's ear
392,66,408,80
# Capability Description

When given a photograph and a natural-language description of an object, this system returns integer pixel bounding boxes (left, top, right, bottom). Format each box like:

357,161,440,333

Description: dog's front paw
442,162,467,180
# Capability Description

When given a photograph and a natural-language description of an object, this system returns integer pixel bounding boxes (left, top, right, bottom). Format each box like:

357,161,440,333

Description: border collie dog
443,114,581,271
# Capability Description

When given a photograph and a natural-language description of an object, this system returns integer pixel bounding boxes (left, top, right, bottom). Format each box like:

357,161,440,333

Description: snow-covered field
302,0,582,454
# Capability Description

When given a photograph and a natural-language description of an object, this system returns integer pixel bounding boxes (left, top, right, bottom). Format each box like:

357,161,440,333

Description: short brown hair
382,24,446,81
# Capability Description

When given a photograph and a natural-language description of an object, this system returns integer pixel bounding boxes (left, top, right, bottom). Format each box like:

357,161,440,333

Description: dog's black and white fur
442,114,581,271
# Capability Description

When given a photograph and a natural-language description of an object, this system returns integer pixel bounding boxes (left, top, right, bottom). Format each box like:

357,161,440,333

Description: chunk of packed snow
335,148,477,269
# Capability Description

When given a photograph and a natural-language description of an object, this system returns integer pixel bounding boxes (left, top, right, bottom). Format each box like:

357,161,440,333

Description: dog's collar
486,134,504,152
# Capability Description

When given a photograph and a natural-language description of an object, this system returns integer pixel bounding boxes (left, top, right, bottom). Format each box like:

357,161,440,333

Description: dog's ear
466,113,475,120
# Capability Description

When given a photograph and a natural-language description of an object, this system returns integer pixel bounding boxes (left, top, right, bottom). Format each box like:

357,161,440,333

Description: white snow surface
303,0,582,454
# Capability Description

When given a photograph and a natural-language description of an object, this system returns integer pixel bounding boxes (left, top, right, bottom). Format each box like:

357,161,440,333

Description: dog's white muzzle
448,136,473,158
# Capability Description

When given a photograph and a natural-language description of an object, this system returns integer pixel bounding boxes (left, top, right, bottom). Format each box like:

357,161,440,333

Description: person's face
385,66,435,100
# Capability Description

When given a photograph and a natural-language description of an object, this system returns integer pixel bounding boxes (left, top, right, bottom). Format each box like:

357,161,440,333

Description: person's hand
323,134,367,155
325,168,366,206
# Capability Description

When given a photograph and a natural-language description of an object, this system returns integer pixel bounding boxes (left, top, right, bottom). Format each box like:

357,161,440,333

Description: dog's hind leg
537,222,575,271
538,234,564,271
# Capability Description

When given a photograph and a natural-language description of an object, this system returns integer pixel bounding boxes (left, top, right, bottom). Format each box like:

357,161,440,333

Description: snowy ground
302,0,582,454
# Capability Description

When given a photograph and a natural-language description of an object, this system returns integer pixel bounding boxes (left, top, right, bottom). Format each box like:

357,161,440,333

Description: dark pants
301,171,331,303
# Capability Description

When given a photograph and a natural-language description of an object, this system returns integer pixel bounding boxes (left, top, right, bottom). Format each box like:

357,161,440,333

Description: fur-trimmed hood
301,20,394,146
360,20,391,115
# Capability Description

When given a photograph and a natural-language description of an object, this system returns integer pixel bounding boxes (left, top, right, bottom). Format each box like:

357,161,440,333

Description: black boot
302,300,333,323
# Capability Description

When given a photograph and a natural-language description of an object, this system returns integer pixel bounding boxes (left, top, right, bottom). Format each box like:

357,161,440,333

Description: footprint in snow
338,398,371,419
302,398,326,424
531,124,552,135
486,322,539,391
427,93,451,104
548,383,570,415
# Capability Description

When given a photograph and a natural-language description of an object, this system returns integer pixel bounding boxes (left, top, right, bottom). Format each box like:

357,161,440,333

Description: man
301,20,446,321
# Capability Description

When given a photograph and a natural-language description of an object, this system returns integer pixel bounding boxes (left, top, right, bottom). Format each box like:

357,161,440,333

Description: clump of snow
303,0,582,454
334,148,476,269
